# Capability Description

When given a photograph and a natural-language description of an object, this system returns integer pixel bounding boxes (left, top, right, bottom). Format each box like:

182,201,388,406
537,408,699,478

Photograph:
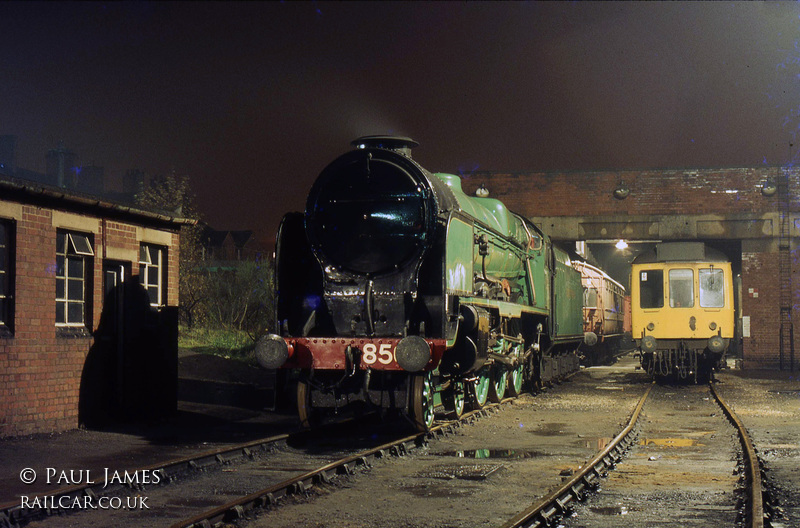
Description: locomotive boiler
256,137,587,430
631,242,734,382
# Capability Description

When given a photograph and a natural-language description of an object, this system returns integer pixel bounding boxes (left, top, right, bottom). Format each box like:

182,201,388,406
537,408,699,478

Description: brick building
463,165,800,370
0,175,194,437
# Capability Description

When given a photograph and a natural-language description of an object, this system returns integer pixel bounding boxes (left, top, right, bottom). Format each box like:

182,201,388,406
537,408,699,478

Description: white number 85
362,343,394,365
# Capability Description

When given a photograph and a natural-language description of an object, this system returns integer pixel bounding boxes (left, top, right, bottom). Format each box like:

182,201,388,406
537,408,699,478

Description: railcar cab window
56,230,94,328
638,269,664,309
669,269,694,308
699,268,725,308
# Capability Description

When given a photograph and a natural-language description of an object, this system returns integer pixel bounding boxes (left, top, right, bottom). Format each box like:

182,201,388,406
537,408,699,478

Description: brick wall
464,166,800,370
0,201,182,437
462,167,784,218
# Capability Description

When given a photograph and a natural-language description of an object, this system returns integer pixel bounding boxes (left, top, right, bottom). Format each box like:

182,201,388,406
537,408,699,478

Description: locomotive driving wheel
410,371,435,431
506,345,524,397
488,364,507,403
471,367,491,409
297,378,320,429
442,379,466,418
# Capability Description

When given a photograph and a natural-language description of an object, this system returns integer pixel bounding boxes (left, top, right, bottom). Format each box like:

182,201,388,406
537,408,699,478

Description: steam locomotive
256,137,594,430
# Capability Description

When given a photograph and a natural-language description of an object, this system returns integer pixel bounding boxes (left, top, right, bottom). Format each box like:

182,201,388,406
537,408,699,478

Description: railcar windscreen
669,269,694,308
308,159,427,274
699,268,725,308
638,269,664,309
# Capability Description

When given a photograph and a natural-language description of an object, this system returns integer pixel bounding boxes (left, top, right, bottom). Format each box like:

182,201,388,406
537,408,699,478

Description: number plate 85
362,343,395,365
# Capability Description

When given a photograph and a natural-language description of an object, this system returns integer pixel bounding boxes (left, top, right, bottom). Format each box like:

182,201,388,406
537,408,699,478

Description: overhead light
613,181,630,199
615,240,628,250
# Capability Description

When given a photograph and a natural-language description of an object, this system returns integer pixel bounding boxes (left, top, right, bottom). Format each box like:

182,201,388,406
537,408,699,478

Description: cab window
669,269,694,308
639,269,663,308
699,268,725,308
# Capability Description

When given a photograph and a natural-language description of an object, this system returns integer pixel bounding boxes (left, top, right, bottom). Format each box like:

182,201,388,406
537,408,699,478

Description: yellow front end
631,261,734,341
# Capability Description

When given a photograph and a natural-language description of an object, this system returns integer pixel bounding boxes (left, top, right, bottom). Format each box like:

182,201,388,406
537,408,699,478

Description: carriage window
699,268,724,308
669,269,694,308
584,287,598,309
639,269,663,308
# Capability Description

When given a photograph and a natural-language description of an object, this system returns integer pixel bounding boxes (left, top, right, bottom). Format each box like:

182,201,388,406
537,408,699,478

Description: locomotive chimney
352,135,419,158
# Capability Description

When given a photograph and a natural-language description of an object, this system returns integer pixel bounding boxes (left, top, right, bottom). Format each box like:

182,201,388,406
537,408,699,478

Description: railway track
0,404,504,528
2,359,777,528
506,382,770,528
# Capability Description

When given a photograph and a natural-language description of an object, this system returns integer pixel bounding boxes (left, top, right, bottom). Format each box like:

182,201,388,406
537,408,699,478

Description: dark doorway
103,261,130,407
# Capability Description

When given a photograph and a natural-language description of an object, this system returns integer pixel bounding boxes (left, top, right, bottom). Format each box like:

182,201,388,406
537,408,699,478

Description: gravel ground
4,352,800,528
564,383,741,527
246,355,650,528
714,369,800,528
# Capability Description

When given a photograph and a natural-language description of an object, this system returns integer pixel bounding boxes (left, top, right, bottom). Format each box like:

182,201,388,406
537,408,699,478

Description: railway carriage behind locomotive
572,261,627,365
631,242,734,382
257,136,586,430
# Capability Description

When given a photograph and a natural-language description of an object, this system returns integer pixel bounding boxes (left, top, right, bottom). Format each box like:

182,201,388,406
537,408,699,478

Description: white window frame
56,231,94,327
139,243,166,308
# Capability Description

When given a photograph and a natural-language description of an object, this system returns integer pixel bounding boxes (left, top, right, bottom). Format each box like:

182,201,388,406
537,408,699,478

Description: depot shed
0,176,194,437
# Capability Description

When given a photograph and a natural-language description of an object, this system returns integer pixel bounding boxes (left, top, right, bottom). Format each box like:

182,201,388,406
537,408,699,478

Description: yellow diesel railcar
631,242,734,382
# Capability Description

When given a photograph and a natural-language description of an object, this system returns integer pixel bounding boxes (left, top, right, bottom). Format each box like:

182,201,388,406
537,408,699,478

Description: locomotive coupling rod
488,352,518,368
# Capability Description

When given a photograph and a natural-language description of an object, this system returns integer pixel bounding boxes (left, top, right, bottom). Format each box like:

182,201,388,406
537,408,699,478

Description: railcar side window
639,269,663,308
699,268,725,308
669,269,694,308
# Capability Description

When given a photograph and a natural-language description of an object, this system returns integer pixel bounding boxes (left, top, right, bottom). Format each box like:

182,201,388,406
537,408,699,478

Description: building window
0,220,14,333
139,243,166,308
56,230,94,327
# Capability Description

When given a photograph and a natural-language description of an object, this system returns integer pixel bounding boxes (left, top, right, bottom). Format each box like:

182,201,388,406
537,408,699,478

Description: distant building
46,141,78,188
0,136,121,199
201,226,269,264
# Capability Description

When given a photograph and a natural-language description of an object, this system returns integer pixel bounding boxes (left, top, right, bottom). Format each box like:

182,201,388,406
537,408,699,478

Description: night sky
3,2,800,241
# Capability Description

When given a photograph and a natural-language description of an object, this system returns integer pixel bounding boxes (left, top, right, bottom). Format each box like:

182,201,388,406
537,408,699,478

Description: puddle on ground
581,437,613,450
590,505,628,516
640,438,704,447
403,483,480,498
529,422,569,436
416,463,505,481
441,449,546,459
581,437,704,449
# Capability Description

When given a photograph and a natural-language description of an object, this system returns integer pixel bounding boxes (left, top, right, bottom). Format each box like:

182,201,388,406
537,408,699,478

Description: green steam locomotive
256,137,588,430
